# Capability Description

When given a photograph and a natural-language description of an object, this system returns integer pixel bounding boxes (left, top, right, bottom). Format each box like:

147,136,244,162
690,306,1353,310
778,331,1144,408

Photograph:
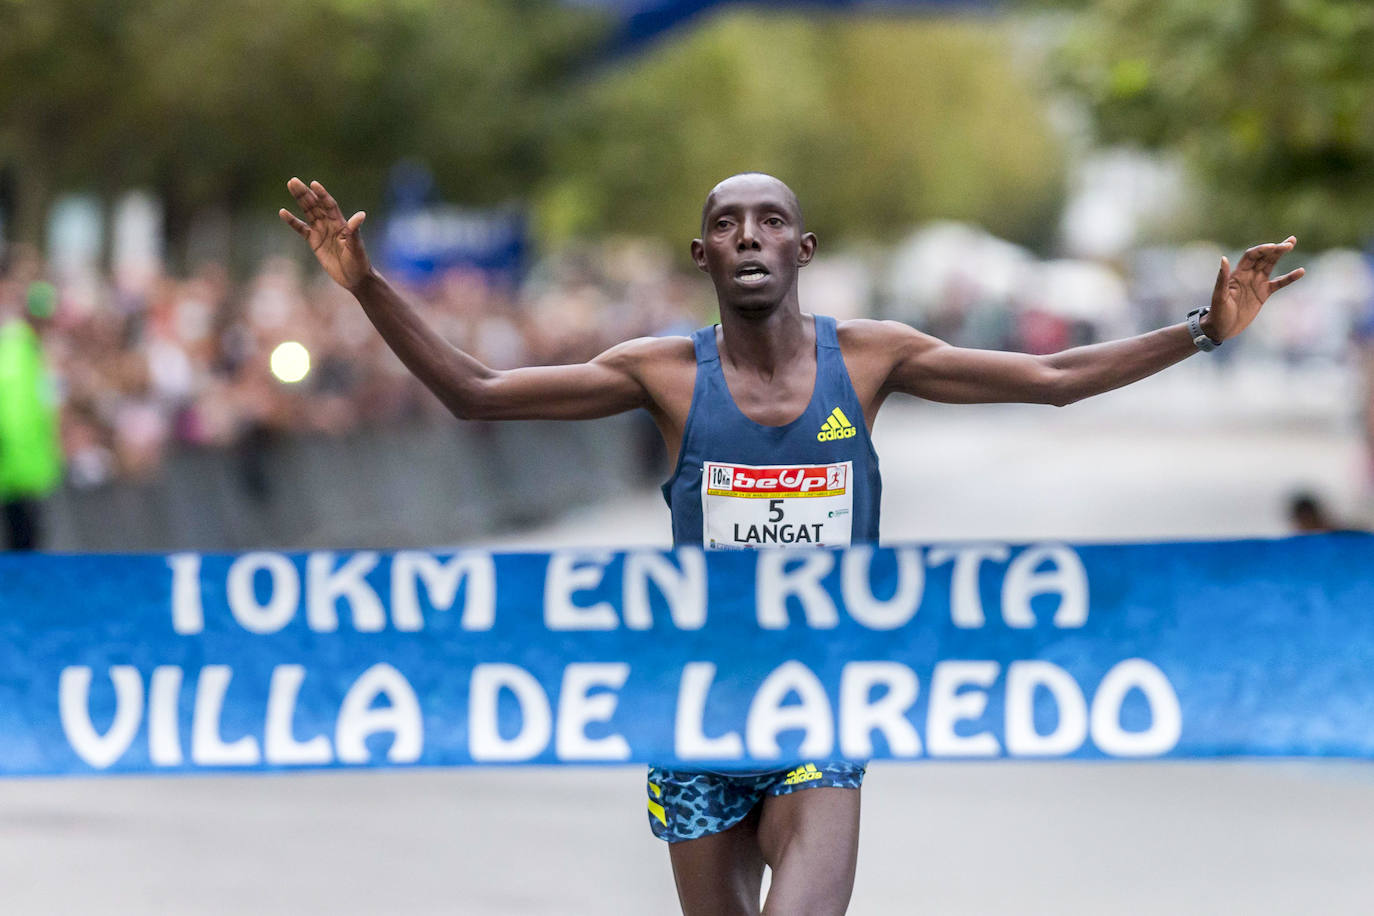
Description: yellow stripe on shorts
647,799,667,826
647,780,667,825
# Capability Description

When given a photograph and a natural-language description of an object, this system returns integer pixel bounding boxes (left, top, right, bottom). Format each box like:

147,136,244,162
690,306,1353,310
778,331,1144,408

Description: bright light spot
270,341,311,383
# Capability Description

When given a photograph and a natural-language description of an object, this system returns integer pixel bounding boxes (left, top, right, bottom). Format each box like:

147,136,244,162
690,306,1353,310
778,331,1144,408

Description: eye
765,216,784,228
714,218,732,230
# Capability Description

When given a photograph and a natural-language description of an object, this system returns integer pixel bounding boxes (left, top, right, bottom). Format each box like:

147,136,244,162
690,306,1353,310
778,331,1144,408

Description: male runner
280,172,1303,915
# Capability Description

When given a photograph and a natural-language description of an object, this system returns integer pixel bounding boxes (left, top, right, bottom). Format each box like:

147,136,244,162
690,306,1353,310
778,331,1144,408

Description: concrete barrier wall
43,413,656,552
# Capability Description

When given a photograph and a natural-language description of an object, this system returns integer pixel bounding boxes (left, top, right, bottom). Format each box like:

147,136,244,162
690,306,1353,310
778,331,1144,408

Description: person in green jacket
0,281,62,550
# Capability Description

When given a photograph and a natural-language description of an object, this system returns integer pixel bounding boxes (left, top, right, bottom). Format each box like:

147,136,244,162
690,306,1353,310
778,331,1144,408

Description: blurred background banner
378,161,527,287
3,535,1372,777
576,0,999,54
379,205,527,288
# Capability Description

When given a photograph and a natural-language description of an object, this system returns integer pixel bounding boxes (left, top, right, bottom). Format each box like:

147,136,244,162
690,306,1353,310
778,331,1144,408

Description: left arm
880,237,1304,406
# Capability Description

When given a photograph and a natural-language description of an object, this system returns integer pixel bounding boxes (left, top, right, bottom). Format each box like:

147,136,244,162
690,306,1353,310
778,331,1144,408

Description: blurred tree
0,0,603,265
2,2,1067,264
1053,0,1374,247
538,12,1065,251
0,0,134,247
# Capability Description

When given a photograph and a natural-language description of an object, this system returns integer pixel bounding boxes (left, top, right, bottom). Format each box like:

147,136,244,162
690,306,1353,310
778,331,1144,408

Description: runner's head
692,173,816,315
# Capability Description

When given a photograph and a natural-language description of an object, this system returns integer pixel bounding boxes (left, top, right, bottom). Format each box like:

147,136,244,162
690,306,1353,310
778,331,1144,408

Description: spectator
1288,491,1335,534
0,281,63,549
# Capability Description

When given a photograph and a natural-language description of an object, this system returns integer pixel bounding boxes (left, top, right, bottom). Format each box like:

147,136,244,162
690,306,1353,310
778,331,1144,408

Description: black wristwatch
1186,307,1221,352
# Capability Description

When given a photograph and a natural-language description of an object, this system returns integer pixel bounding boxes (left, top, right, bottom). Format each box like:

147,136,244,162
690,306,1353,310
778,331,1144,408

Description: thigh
757,786,861,916
667,805,766,916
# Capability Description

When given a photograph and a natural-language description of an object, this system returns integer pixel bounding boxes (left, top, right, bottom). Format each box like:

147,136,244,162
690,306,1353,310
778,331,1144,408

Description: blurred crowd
0,240,705,490
3,224,1374,493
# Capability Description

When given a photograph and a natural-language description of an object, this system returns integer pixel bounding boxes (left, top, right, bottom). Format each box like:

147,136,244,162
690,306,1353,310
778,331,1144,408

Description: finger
311,180,345,221
1236,244,1266,273
1210,255,1230,307
292,177,327,220
278,208,310,239
1263,236,1297,263
287,176,318,211
1270,236,1298,270
1268,266,1305,292
1246,243,1284,278
1266,235,1295,261
1256,246,1283,276
341,211,367,241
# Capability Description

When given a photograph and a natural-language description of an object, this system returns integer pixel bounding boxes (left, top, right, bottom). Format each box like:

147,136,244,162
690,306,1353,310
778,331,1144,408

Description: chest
718,358,817,427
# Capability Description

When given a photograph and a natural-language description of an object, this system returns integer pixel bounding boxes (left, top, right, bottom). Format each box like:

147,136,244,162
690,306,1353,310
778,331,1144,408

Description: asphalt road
3,762,1372,915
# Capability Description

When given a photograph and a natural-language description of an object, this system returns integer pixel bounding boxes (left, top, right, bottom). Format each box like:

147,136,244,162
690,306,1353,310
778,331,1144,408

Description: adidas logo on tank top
816,407,857,442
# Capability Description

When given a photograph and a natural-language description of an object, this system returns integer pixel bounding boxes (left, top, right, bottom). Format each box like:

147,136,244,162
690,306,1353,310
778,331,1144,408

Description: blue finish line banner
1,536,1372,776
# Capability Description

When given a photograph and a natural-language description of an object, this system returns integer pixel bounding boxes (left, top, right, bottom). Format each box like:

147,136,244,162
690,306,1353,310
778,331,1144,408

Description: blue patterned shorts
646,762,866,843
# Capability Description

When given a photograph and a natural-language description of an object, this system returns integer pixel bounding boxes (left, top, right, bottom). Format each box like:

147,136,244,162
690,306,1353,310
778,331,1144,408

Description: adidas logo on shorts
817,407,857,442
784,763,824,786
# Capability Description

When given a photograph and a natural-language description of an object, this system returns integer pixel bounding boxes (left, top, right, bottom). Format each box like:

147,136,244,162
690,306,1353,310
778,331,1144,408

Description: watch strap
1187,307,1220,352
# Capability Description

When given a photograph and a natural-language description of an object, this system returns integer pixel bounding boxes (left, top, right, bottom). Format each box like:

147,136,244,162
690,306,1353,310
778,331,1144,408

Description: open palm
1206,236,1305,342
279,178,372,291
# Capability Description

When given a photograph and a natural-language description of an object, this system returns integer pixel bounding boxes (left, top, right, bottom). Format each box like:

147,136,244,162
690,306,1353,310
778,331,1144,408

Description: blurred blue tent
571,0,999,55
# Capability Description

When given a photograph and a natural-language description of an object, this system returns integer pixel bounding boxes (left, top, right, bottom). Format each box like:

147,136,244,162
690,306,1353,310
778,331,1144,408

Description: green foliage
1054,0,1374,247
539,12,1066,251
1,2,1066,259
0,0,604,253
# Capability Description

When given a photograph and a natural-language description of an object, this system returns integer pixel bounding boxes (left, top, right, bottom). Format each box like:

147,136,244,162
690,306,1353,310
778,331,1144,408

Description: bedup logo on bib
701,461,853,549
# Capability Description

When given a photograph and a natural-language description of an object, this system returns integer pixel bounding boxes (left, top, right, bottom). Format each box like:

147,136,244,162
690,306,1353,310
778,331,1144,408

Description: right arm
280,177,651,421
347,269,652,420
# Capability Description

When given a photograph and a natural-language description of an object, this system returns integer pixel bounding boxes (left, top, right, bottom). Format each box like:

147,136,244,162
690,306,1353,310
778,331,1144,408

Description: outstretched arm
880,238,1304,406
279,178,650,421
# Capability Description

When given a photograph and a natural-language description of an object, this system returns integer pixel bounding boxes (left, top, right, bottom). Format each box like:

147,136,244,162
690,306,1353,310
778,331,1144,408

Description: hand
279,178,373,291
1203,236,1305,342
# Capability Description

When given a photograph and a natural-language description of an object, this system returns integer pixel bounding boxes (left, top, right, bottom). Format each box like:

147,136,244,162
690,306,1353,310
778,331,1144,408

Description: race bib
701,461,853,550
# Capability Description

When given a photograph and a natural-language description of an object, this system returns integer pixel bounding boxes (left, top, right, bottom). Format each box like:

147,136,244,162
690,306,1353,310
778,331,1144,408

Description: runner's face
692,179,814,312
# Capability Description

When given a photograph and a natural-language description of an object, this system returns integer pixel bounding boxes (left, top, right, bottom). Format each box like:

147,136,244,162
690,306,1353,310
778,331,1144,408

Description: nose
737,216,761,251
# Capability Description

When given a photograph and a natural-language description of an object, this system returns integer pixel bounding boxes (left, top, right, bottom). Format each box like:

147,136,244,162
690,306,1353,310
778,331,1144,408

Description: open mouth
734,263,771,286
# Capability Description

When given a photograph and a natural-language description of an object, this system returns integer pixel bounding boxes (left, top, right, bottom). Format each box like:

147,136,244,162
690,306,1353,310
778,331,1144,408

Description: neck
717,298,809,373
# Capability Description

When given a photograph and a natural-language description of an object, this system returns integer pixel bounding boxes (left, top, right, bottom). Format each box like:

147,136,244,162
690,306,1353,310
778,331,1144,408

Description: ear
797,232,817,267
690,238,709,273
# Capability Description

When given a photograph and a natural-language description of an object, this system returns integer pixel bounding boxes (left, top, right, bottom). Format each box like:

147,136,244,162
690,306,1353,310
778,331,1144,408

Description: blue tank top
662,314,881,548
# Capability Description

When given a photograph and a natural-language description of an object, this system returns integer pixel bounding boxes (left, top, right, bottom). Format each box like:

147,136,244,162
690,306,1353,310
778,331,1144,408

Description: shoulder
832,318,953,398
592,334,697,373
835,318,942,360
